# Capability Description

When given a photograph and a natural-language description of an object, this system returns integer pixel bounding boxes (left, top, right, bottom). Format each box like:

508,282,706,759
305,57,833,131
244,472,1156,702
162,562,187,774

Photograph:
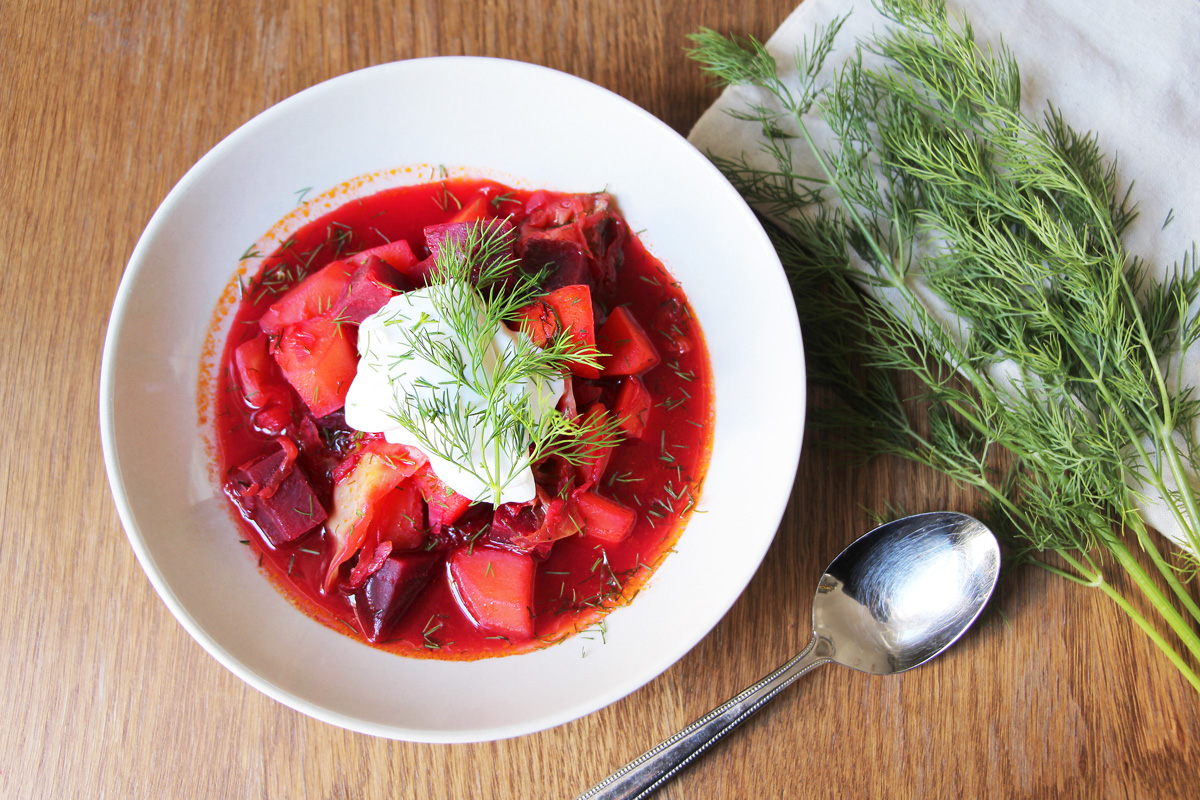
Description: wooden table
4,1,1198,797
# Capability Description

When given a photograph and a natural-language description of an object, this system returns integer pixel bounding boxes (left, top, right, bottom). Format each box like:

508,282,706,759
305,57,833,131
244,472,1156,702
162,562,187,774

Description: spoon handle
576,633,830,800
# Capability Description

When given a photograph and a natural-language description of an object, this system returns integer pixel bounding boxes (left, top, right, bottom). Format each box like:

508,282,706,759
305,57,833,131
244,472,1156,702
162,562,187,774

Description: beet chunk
226,447,328,547
519,237,591,292
331,254,404,324
425,218,515,256
424,219,516,283
517,192,627,293
352,553,440,642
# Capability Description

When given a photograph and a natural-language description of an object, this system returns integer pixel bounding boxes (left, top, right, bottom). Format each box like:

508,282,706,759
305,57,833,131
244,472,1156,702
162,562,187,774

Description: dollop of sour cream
344,282,564,505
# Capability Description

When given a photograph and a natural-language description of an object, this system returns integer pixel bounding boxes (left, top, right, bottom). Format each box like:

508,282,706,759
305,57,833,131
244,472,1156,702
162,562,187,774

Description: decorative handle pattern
576,633,832,800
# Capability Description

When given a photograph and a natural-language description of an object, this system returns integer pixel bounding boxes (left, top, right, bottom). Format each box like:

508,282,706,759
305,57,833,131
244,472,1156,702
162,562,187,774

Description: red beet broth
212,177,712,659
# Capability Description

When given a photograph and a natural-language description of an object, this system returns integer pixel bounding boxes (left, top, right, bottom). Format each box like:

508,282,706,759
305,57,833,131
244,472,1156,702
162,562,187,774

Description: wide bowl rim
99,55,806,742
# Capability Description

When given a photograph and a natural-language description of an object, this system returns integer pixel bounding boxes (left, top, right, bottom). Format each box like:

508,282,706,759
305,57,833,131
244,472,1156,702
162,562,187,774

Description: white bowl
99,57,805,742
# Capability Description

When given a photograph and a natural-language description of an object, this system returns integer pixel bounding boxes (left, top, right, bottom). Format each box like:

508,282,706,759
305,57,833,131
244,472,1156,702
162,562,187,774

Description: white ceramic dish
99,57,805,743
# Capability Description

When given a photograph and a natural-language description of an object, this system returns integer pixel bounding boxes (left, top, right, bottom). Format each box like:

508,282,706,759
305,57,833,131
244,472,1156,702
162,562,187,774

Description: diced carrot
575,490,637,544
516,284,600,379
445,194,492,224
273,317,358,417
348,239,418,271
448,547,535,640
259,259,355,334
575,402,615,488
596,305,660,376
613,376,652,439
412,467,473,530
515,284,599,379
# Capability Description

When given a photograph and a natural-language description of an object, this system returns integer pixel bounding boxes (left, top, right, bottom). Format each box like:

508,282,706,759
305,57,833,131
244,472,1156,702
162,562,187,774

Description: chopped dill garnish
490,192,521,208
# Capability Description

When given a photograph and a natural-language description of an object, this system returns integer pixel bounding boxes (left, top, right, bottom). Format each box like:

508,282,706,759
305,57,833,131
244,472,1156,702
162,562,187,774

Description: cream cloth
689,0,1200,551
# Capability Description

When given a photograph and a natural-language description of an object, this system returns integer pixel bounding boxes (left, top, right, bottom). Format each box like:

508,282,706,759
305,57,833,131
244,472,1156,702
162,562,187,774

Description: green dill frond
688,0,1200,691
686,28,779,89
364,220,615,505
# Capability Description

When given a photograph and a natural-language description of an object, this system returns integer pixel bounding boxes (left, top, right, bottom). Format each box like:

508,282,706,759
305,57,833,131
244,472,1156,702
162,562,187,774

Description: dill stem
1053,549,1200,694
793,114,896,274
1129,515,1200,625
1097,537,1200,685
900,409,1200,686
1051,309,1199,561
1034,556,1102,588
1118,274,1174,422
958,413,1200,683
1042,132,1200,554
1155,420,1200,555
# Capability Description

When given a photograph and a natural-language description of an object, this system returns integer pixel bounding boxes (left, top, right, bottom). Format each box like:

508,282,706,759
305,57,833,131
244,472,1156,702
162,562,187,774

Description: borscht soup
207,174,712,659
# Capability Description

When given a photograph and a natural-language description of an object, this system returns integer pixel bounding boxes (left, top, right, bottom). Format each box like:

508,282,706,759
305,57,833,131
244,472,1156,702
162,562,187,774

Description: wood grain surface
3,0,1198,798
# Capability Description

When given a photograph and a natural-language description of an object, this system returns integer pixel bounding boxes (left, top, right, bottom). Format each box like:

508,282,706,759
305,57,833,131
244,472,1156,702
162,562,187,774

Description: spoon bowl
579,512,1001,800
816,511,1000,675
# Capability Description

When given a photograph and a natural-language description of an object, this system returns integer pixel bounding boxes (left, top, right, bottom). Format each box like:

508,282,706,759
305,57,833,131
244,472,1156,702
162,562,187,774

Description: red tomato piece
448,547,535,640
259,259,355,335
515,284,599,379
490,489,583,552
523,190,587,229
273,317,358,417
575,490,636,544
252,403,293,436
425,219,515,262
347,539,394,590
653,298,694,356
234,331,294,434
596,306,660,376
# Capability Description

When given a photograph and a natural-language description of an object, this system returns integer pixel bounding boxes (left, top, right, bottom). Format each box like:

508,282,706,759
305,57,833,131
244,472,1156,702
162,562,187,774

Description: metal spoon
577,511,1001,800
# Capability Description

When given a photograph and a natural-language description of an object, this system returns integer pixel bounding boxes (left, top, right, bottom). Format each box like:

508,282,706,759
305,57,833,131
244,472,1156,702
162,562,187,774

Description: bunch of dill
688,0,1200,691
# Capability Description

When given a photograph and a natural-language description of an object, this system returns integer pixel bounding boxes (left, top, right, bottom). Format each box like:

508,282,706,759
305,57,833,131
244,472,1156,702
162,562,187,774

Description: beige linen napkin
688,0,1200,551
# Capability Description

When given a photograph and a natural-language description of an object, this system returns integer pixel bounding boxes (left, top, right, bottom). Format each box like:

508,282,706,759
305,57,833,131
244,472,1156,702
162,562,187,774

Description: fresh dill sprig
688,0,1200,692
360,220,622,505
